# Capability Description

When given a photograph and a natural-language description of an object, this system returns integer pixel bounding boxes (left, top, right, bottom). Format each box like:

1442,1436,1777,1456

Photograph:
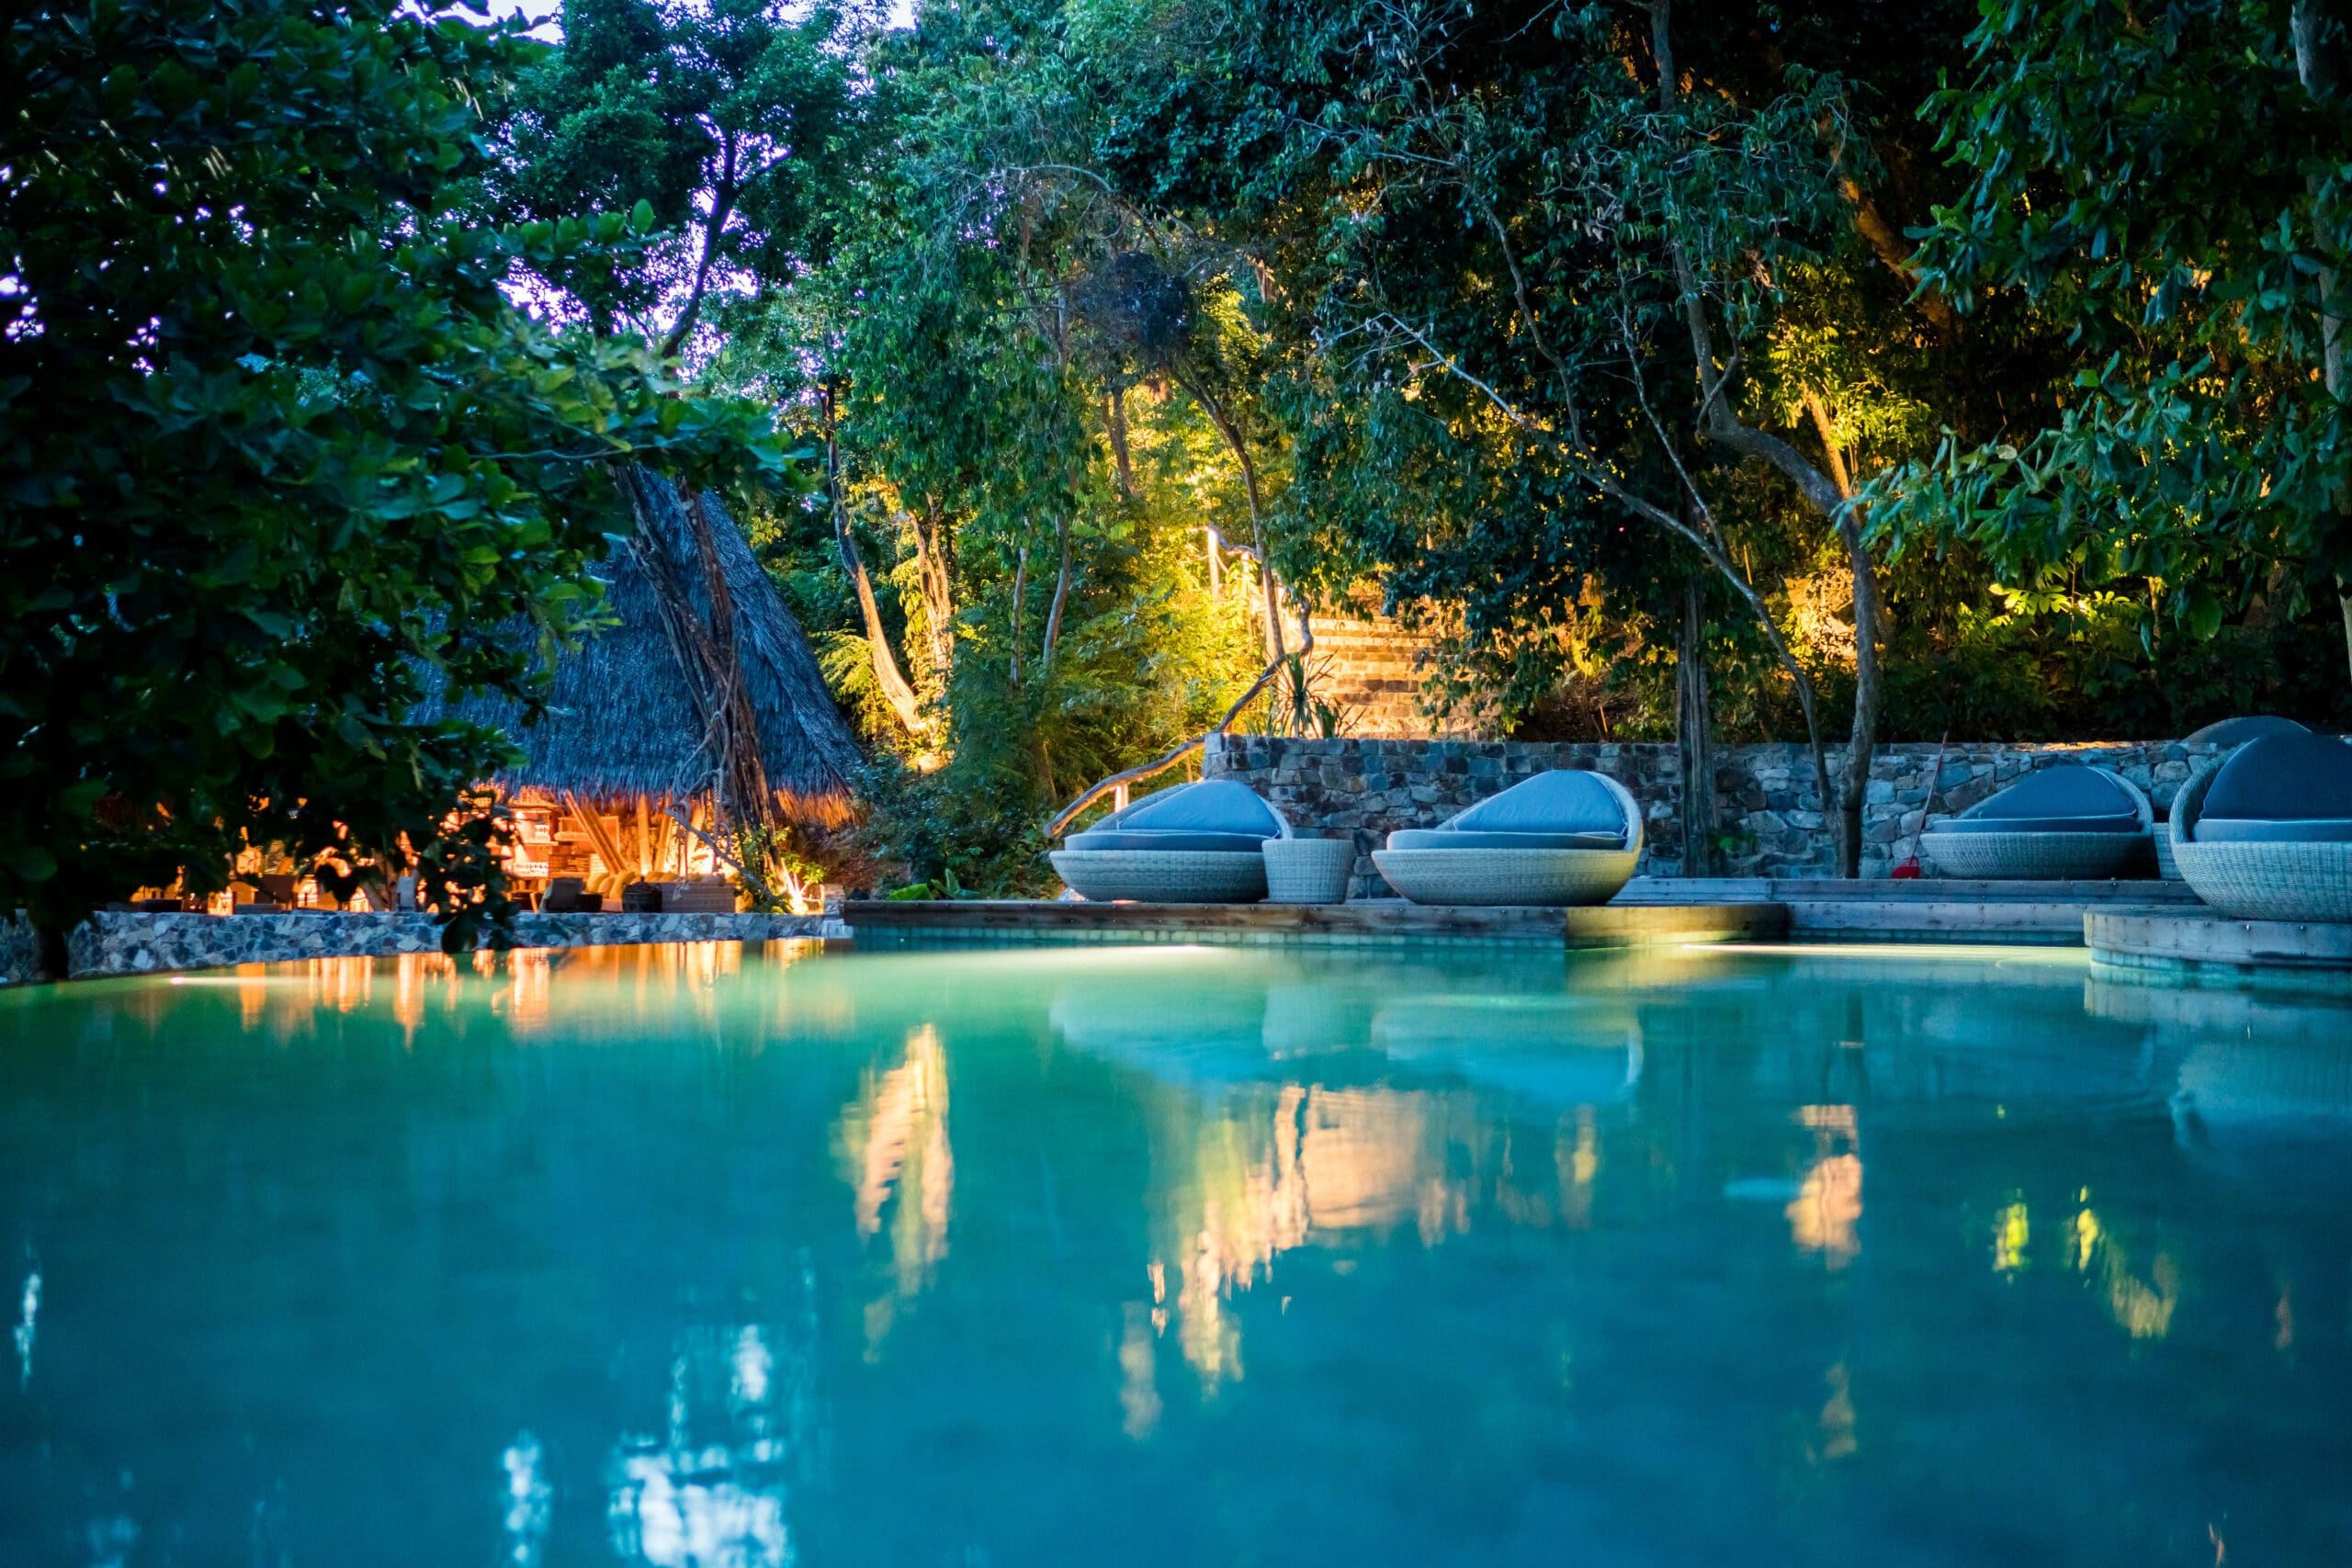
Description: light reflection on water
1,942,2350,1564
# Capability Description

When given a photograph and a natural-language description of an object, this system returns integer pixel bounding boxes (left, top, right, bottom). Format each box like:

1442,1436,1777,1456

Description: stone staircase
1302,614,1486,739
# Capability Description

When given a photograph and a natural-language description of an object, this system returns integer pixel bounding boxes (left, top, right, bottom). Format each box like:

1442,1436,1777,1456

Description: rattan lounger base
1050,850,1269,904
1918,830,2153,882
2171,840,2352,922
1371,847,1639,908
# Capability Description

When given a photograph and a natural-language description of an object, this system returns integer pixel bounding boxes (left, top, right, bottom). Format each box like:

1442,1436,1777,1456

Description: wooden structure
429,472,863,904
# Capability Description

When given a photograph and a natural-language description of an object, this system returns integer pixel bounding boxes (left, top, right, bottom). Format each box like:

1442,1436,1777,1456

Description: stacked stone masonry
0,909,837,985
1206,735,2229,897
1306,615,1483,739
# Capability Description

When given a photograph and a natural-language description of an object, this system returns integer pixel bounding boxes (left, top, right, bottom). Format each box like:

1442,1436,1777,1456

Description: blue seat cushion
2184,715,2307,748
1962,764,2139,822
1445,770,1628,836
2192,818,2352,843
1063,829,1271,853
1095,780,1281,840
1385,829,1627,852
2200,733,2352,822
1929,815,2143,836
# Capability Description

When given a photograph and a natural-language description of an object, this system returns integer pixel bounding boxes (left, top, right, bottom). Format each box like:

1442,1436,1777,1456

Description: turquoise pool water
3,941,2351,1565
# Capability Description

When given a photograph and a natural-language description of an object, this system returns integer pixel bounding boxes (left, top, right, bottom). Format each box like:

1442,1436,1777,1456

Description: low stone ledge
1,909,837,985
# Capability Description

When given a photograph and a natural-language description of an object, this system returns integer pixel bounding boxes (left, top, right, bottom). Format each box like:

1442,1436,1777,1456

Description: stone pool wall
0,908,838,985
1204,735,2227,894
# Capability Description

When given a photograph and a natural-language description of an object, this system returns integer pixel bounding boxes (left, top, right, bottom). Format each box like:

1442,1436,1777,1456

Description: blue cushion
1064,829,1272,852
1445,770,1628,836
1105,780,1281,839
2201,733,2352,822
1930,815,2143,836
2184,715,2307,748
1385,829,1627,852
1962,764,2138,822
2193,818,2352,843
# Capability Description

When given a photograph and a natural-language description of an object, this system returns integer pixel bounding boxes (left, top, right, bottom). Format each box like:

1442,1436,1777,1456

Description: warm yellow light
1685,942,2082,964
1787,1154,1863,1268
1994,1202,2030,1273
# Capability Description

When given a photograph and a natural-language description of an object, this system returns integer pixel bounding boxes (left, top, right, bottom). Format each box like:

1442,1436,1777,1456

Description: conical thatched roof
435,472,862,822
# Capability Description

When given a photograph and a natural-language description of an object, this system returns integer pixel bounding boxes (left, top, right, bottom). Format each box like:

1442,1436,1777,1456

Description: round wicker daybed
1918,763,2154,880
1049,780,1286,903
1372,770,1642,907
2168,732,2352,922
2158,716,2312,878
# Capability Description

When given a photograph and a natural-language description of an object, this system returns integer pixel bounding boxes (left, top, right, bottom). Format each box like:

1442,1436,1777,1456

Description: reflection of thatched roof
435,473,862,821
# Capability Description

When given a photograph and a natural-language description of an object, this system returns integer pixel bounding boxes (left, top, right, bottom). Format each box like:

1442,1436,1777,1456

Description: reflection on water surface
3,941,2352,1565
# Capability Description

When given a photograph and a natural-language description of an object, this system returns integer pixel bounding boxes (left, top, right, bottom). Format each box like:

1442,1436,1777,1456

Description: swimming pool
3,941,2349,1565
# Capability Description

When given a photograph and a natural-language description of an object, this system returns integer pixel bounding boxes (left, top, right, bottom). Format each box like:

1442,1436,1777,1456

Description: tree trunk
1105,389,1136,496
1170,361,1284,661
1651,6,1871,876
2293,2,2352,683
1836,520,1883,878
1673,573,1719,877
909,497,956,688
1258,558,1285,667
1041,517,1074,674
1008,543,1028,688
1839,177,1960,343
31,922,69,983
1802,389,1880,878
660,132,738,360
823,412,928,735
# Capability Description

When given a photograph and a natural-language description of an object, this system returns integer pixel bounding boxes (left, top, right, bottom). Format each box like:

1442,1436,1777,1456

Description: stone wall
0,908,837,986
1204,735,2224,895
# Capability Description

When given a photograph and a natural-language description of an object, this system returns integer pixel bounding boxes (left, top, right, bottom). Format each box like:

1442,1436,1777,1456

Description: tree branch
661,130,739,361
1041,518,1073,674
1043,607,1317,837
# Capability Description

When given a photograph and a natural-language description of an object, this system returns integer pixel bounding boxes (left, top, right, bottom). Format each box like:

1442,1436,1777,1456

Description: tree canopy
1,0,781,962
8,0,2351,918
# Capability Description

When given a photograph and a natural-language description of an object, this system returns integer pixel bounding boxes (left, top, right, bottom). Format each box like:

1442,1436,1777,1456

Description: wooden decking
1620,875,2204,942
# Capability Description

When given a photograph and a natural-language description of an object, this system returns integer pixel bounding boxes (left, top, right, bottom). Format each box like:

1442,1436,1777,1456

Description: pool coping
15,880,2344,992
2086,909,2352,995
843,877,2212,952
843,898,1789,949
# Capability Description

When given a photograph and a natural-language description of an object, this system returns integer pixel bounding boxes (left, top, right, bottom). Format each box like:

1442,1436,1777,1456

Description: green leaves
480,0,865,346
1882,0,2352,642
0,0,787,944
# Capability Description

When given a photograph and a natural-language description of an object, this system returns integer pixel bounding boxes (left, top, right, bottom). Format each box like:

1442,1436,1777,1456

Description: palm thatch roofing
432,472,863,823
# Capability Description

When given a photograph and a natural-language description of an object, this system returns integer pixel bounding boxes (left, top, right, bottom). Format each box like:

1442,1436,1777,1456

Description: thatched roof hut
438,472,862,826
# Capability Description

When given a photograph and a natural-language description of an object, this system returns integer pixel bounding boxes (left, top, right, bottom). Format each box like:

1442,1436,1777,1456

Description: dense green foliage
10,0,2351,919
742,0,2351,880
1875,0,2352,675
1,0,780,953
